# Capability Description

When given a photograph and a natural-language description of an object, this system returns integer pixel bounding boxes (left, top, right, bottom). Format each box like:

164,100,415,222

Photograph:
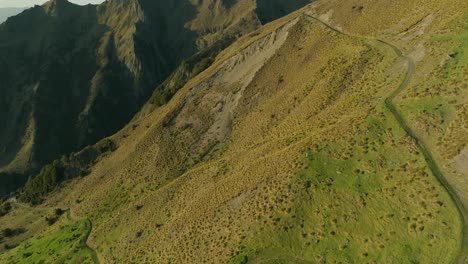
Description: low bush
0,202,12,216
20,163,63,205
2,227,26,238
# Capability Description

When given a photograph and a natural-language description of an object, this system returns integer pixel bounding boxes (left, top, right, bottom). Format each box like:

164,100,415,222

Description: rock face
0,0,312,195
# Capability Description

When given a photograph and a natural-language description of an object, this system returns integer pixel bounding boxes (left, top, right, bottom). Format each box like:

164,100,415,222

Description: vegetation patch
231,107,461,263
20,139,117,204
21,163,63,205
0,213,97,264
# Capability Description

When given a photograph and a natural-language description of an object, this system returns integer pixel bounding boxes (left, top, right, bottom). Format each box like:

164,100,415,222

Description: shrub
55,208,64,216
230,255,248,264
191,57,214,76
0,202,12,216
2,227,26,237
149,88,173,107
45,216,58,226
2,228,14,237
4,243,18,250
20,163,63,204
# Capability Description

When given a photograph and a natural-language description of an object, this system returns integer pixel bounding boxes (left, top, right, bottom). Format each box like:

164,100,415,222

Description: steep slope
0,0,463,263
0,0,311,196
1,0,466,263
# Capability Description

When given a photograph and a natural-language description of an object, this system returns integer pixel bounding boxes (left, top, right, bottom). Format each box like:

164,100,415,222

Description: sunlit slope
2,0,465,263
311,0,468,209
0,210,96,264
309,1,468,261
40,5,463,263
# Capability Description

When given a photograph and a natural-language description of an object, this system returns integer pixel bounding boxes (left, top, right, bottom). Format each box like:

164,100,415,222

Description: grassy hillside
0,210,96,264
0,0,310,197
0,0,466,263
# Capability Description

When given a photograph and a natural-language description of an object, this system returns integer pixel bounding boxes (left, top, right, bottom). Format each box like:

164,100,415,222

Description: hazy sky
0,0,105,8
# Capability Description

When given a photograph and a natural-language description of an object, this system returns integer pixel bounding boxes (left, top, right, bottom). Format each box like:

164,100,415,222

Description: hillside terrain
0,0,467,263
0,0,309,196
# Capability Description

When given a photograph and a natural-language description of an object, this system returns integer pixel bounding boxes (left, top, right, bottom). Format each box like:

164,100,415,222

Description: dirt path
82,218,100,264
301,13,467,264
380,40,468,264
66,211,100,264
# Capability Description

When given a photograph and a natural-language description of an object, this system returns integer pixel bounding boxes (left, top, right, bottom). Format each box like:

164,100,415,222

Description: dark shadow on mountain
256,0,310,24
0,0,199,197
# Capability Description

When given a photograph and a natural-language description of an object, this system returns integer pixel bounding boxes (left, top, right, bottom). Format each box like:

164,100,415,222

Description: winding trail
82,218,100,264
66,211,100,264
301,13,467,264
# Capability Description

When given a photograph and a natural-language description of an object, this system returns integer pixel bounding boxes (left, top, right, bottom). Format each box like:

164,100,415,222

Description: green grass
0,213,97,264
225,14,462,264
394,13,468,262
398,29,467,146
230,103,461,263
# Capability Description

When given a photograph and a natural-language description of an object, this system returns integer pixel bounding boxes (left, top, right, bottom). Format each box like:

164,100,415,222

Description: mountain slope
0,0,466,263
0,0,312,196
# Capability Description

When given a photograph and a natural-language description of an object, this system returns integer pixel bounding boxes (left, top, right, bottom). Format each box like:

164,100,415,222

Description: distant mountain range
0,8,25,23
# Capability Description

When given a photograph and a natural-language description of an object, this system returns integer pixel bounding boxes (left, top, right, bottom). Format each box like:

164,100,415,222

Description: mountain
0,0,311,196
0,8,25,23
0,0,467,263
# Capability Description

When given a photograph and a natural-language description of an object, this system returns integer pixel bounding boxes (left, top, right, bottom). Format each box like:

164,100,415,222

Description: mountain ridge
0,0,466,263
0,0,312,196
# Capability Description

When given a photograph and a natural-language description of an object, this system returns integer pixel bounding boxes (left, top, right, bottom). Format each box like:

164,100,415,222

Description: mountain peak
43,0,73,15
45,0,70,6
